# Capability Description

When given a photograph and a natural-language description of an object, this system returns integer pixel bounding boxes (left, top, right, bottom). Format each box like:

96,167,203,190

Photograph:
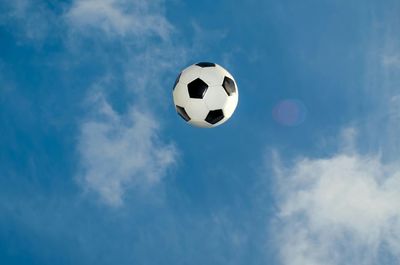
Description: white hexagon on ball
172,62,239,128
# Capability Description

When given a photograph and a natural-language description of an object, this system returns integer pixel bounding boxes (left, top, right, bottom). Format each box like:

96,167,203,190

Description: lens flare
272,99,307,126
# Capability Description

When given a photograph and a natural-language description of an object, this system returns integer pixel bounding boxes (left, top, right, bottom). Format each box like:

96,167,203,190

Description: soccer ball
172,62,239,128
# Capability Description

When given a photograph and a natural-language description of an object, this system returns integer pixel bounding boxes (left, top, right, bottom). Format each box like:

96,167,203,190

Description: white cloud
77,93,176,206
66,0,172,39
272,131,400,265
271,6,400,264
66,0,187,206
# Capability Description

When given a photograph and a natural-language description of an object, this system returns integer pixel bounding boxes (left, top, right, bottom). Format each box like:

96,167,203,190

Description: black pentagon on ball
222,76,236,96
176,105,191,121
205,109,224,125
196,62,216,67
173,73,181,91
188,78,208,99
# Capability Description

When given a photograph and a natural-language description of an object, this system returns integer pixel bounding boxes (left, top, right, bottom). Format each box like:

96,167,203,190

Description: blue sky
1,0,400,264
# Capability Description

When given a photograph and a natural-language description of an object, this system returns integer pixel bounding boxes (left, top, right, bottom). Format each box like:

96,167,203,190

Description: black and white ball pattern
173,62,239,128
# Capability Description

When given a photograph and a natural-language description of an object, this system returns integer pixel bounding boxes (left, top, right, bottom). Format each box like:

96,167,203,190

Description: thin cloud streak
66,0,172,39
0,0,58,41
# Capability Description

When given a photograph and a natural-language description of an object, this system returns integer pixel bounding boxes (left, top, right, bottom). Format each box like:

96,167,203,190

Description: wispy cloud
361,3,400,162
65,0,185,206
382,54,400,68
66,0,172,39
272,130,400,265
77,93,176,206
0,0,57,41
